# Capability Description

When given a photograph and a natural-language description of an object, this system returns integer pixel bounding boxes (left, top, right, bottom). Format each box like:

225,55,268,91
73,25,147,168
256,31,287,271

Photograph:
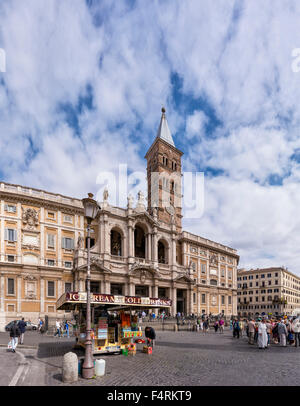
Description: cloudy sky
1,0,300,274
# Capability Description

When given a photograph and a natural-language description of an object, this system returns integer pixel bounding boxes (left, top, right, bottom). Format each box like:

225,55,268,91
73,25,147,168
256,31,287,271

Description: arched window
134,225,146,258
158,240,168,264
210,279,218,286
111,229,122,256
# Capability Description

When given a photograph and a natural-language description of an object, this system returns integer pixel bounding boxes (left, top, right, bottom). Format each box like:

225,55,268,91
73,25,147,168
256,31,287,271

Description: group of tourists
54,319,71,337
231,317,300,349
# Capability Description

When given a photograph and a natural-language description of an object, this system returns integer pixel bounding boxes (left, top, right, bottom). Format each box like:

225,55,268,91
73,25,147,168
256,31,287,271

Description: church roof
155,107,175,147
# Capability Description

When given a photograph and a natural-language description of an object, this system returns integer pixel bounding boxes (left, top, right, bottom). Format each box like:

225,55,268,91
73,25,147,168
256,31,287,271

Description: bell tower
145,108,183,232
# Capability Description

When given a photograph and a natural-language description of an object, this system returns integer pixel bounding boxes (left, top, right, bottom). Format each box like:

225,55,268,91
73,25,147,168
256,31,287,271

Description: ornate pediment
174,271,194,283
129,260,162,279
78,257,112,274
131,211,158,227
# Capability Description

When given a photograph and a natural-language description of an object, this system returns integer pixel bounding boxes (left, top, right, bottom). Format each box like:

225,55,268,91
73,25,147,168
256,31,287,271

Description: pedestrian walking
214,321,219,333
292,317,300,347
219,319,224,334
278,320,287,347
257,319,268,349
229,319,233,331
18,317,26,345
203,319,208,334
9,321,20,353
54,319,61,337
64,321,70,338
233,319,240,338
266,320,273,347
239,320,244,338
248,319,255,345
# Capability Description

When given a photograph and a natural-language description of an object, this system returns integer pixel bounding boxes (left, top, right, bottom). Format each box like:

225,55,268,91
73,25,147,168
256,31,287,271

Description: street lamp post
81,193,99,379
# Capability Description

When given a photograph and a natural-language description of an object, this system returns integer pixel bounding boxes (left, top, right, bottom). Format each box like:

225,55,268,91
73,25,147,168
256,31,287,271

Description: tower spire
156,107,175,147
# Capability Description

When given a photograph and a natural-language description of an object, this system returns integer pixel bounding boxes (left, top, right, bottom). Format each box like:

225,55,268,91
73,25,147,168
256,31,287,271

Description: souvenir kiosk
56,292,172,355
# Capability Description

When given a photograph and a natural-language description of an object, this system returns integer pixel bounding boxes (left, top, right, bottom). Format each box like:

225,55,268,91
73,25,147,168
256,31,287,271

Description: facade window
47,234,55,249
221,296,225,305
47,281,55,297
65,282,72,293
63,215,72,223
47,211,56,219
221,269,225,277
201,294,206,304
228,271,232,279
91,281,100,293
5,204,16,213
201,264,206,273
62,237,74,250
275,280,278,285
210,279,217,286
193,293,196,304
7,255,15,262
47,259,55,266
7,278,15,295
228,296,232,305
64,261,72,268
5,228,17,243
261,274,265,278
111,229,122,256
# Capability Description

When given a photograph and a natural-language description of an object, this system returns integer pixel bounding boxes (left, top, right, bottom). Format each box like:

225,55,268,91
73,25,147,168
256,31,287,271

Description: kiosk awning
56,292,172,311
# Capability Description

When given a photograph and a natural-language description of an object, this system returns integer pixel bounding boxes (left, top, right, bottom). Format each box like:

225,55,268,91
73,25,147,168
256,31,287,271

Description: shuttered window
62,237,74,250
5,229,17,242
47,234,55,249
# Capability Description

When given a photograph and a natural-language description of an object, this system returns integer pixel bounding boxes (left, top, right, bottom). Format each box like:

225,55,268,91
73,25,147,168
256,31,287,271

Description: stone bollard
174,324,178,332
62,352,78,383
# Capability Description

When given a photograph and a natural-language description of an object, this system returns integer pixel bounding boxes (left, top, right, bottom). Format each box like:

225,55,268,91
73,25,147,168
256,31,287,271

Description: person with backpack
233,319,240,338
9,321,21,353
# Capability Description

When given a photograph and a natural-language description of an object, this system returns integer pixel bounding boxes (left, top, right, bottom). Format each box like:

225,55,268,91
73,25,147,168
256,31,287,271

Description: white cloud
1,0,300,274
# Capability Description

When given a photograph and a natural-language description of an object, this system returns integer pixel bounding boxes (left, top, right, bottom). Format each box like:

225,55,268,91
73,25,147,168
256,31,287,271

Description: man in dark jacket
18,318,26,345
10,321,21,353
145,326,156,347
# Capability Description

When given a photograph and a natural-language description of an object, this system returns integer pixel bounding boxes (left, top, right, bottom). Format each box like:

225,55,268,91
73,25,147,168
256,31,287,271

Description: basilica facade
0,109,239,330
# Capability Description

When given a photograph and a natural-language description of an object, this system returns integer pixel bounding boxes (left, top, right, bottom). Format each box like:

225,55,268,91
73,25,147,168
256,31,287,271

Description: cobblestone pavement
0,348,25,386
9,329,299,386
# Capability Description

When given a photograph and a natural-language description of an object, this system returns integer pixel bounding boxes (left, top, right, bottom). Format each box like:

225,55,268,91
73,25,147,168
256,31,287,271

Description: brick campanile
145,108,183,232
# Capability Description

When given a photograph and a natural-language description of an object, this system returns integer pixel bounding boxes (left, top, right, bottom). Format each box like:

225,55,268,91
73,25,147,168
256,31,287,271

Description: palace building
237,267,300,317
0,109,239,330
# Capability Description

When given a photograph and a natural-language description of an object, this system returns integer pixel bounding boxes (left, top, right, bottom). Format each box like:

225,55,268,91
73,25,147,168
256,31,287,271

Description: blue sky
1,0,300,273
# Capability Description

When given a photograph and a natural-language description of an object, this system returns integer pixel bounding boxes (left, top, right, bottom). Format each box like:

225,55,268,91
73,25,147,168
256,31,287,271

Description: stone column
58,211,62,268
146,233,151,261
17,276,22,314
218,293,221,314
0,275,5,331
225,294,228,317
17,203,22,263
153,283,158,315
104,278,110,294
197,290,201,315
172,285,177,316
40,207,45,266
0,217,4,262
152,228,158,263
190,287,194,315
207,292,210,315
128,223,134,262
40,278,45,314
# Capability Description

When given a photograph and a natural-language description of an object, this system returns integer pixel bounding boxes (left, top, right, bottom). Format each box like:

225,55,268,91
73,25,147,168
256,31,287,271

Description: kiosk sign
62,292,172,307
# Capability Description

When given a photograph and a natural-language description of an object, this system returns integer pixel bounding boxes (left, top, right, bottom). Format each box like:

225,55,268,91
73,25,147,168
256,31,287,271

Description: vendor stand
56,291,171,355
